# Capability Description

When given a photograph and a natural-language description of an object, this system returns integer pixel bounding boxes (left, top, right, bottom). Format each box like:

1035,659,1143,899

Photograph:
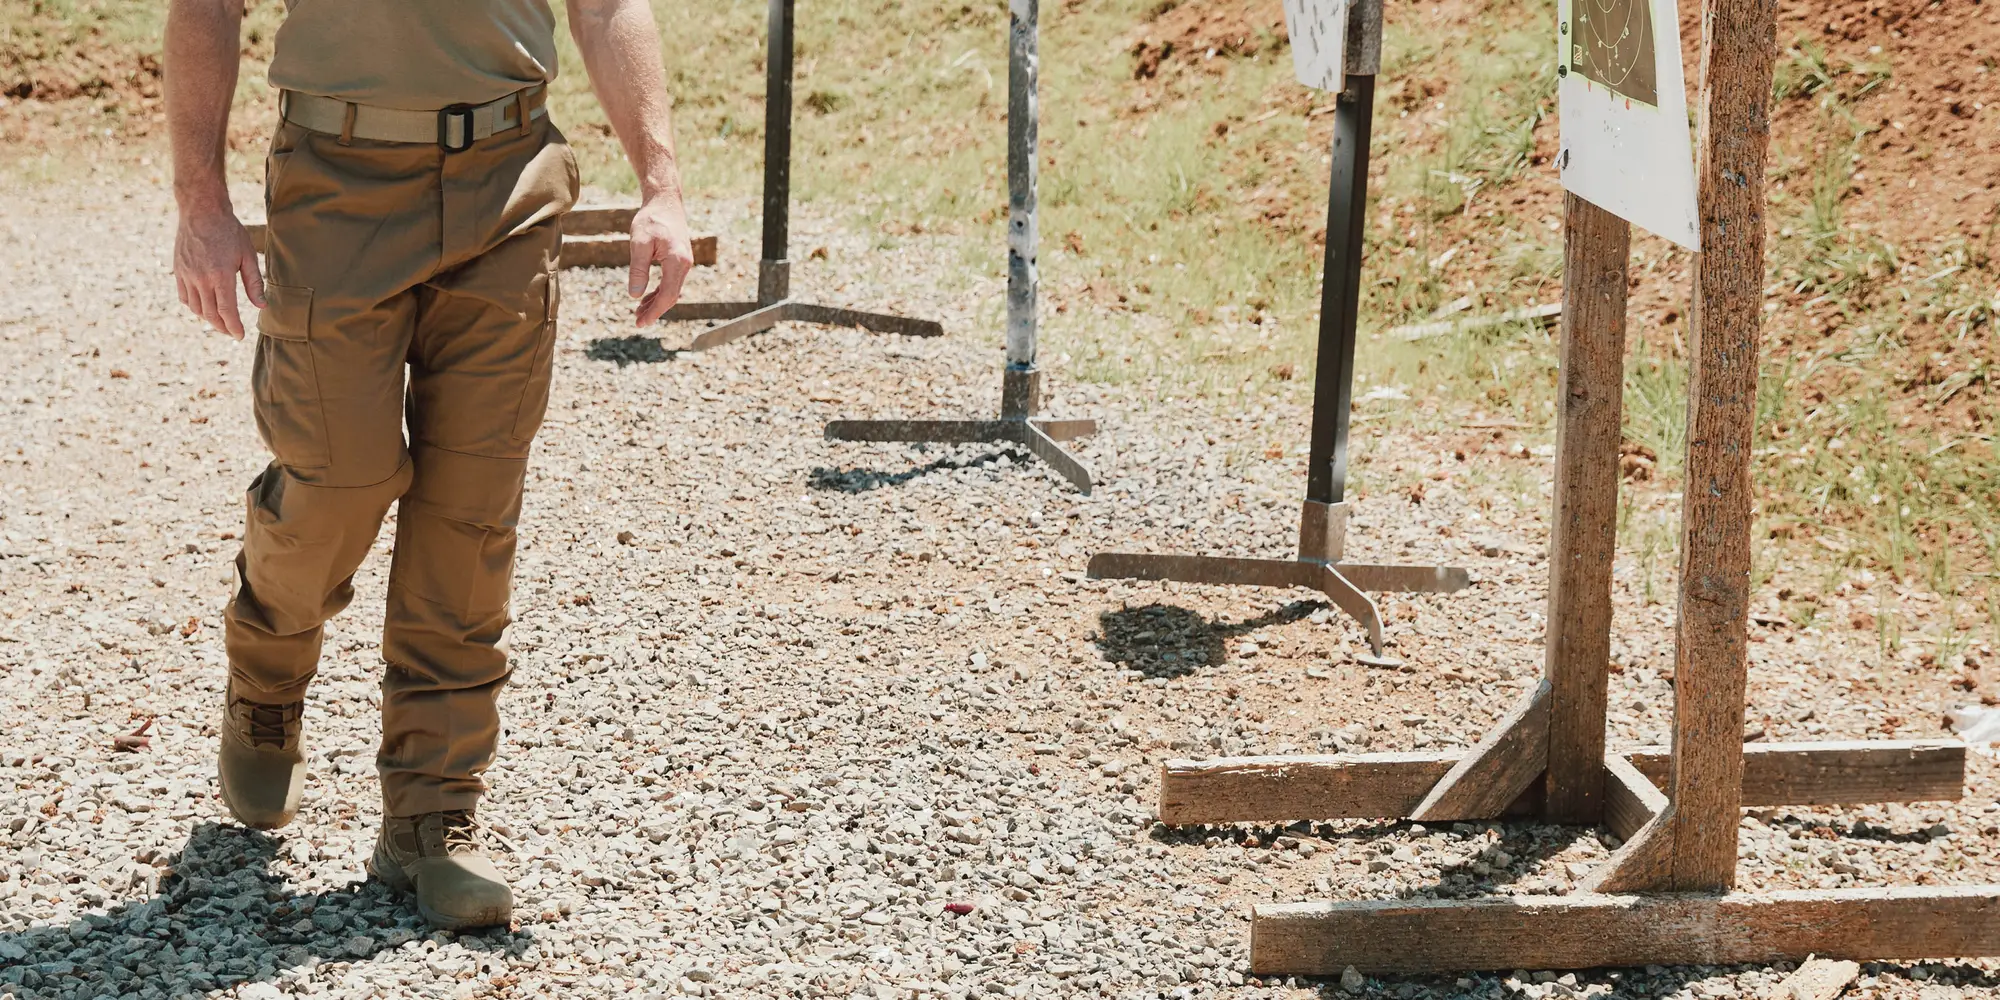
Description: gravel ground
1,183,1996,1000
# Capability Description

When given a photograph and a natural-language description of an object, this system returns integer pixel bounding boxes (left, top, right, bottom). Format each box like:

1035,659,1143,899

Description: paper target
1282,0,1350,92
1572,0,1658,107
1557,0,1698,249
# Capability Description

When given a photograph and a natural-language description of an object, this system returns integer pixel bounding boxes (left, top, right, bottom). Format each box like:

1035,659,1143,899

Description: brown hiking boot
370,810,513,930
217,692,306,830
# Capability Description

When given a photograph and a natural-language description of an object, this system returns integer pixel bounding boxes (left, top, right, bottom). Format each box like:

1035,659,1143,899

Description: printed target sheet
1557,0,1700,249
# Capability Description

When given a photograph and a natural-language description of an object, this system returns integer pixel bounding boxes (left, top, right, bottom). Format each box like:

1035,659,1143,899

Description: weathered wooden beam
1543,193,1629,824
243,217,721,269
1156,740,1963,827
565,205,639,237
1410,680,1550,822
560,233,720,270
1602,754,1666,842
1159,752,1459,826
1628,740,1965,807
1250,886,2000,975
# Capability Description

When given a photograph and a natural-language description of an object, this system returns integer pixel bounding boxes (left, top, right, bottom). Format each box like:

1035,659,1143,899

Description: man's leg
220,121,438,829
369,116,574,930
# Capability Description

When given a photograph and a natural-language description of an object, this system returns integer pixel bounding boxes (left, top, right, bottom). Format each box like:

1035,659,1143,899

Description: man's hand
175,205,265,339
165,0,251,337
628,195,694,327
569,0,691,326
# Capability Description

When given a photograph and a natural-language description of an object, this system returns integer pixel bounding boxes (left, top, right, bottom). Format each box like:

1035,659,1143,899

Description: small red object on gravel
943,901,974,915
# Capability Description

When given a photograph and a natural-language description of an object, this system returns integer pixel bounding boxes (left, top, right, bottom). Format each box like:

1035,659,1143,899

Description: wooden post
1585,0,1779,893
1250,887,2000,975
1542,193,1630,824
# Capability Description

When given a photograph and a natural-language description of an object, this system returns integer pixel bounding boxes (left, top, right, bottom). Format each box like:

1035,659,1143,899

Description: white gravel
0,183,1995,1000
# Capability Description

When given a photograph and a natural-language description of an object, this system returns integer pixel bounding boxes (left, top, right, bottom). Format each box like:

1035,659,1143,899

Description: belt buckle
437,104,477,153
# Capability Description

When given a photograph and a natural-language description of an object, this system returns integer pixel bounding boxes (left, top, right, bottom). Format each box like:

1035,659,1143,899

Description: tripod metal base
824,368,1098,494
1088,500,1470,664
665,260,943,351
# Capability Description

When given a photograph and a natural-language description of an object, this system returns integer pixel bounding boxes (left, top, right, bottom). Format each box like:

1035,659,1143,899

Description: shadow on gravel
0,823,531,999
1095,600,1320,679
1298,961,2000,999
1148,819,1581,898
809,450,1014,493
586,335,682,365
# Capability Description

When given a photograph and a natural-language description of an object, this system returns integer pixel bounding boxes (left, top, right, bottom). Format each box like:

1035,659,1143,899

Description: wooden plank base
1251,886,2000,975
561,233,720,270
244,221,721,270
1627,741,1963,808
1159,741,1962,827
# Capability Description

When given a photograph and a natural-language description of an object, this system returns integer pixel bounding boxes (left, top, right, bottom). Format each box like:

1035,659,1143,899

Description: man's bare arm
165,0,262,339
569,0,695,327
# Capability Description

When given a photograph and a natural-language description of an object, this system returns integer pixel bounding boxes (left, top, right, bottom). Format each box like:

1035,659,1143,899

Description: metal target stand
1086,1,1467,664
664,0,944,351
822,0,1098,494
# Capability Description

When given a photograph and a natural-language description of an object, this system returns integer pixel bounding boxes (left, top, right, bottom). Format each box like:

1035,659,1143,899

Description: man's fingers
192,282,222,333
239,249,266,310
637,252,692,327
637,287,673,327
627,236,655,298
216,279,246,340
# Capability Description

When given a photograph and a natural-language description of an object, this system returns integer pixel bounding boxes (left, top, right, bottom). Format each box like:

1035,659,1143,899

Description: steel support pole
1003,0,1040,419
823,0,1098,493
655,0,941,349
1085,0,1466,663
1307,75,1373,509
758,0,795,303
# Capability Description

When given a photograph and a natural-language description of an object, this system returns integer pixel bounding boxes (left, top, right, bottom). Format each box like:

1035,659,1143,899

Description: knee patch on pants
391,443,528,615
239,461,412,636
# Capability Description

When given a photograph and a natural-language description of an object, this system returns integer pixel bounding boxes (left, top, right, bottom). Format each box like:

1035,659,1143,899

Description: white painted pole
1005,0,1039,374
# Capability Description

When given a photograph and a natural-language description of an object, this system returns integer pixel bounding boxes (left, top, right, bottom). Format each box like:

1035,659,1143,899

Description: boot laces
439,810,483,855
244,701,302,747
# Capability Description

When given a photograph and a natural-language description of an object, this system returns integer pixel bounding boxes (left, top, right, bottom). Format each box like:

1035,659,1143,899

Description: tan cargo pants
224,113,577,817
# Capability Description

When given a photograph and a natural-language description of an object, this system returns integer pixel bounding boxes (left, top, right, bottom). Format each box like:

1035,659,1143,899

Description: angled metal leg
823,419,1015,444
789,303,944,338
1312,563,1399,666
1336,563,1472,594
1085,553,1316,590
689,301,793,351
1022,421,1094,494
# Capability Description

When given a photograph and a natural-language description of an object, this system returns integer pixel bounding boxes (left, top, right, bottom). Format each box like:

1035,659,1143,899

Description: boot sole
368,846,512,931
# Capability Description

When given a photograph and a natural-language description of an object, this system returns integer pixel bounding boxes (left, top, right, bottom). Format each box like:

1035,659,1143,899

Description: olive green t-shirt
268,0,558,111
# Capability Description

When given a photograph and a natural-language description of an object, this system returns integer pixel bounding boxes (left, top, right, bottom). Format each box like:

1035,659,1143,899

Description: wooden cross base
1158,734,1985,975
1254,886,2000,975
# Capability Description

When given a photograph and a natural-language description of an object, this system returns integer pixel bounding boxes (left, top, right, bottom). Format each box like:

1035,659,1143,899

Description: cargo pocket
252,284,332,469
511,271,558,444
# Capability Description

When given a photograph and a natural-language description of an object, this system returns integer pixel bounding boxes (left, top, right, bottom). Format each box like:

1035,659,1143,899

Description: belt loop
339,102,357,146
516,90,531,137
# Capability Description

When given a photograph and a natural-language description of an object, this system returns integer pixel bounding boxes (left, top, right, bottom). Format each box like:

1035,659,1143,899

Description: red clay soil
1129,0,1291,80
